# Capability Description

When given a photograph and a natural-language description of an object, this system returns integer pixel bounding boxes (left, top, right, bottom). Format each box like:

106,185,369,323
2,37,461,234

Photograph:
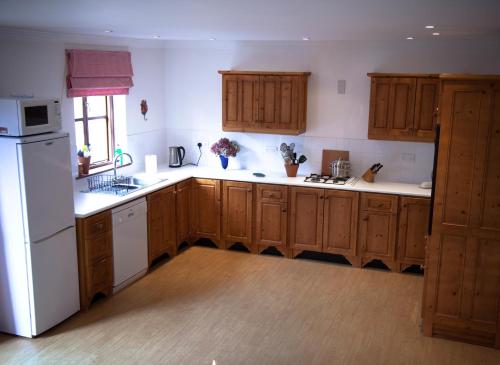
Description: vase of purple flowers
210,138,240,169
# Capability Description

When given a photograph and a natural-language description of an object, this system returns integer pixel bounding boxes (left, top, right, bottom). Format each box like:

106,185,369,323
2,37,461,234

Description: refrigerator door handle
31,226,74,244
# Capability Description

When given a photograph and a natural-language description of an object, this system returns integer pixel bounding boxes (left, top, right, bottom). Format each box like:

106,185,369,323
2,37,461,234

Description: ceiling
0,0,499,41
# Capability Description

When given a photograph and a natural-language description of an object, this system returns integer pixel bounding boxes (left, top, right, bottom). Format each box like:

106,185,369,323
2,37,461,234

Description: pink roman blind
66,49,134,97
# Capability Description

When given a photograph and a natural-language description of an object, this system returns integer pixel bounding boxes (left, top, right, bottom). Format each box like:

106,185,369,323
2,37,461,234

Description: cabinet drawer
85,233,112,263
86,257,113,294
257,184,288,202
361,193,398,214
83,211,112,239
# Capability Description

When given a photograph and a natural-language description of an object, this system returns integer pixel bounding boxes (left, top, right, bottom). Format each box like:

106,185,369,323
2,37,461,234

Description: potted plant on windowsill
77,145,91,176
210,138,240,169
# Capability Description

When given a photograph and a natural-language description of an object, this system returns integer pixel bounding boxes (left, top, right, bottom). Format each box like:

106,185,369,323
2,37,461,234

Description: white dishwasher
112,198,148,293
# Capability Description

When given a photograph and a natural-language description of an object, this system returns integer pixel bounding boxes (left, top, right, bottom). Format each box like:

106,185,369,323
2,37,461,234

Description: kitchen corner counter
73,166,431,218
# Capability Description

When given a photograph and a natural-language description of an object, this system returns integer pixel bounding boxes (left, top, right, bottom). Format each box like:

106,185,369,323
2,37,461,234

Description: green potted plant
77,145,91,176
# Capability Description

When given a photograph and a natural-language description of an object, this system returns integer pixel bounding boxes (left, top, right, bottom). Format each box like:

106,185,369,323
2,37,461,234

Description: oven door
19,100,61,136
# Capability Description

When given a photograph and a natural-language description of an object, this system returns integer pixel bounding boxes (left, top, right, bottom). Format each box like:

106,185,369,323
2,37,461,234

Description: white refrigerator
0,132,80,337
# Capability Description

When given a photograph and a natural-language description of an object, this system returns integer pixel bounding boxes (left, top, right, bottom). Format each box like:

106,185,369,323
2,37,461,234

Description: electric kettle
168,146,185,168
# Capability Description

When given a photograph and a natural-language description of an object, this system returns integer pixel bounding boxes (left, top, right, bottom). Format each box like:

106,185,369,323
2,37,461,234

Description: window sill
76,162,132,179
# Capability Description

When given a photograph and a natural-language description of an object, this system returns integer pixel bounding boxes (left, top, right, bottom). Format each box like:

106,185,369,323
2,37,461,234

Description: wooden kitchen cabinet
289,187,324,255
358,193,399,271
219,70,310,135
76,210,113,309
397,196,430,271
255,184,288,256
367,73,438,142
191,178,222,247
222,180,253,251
423,76,500,348
322,190,360,266
176,179,192,248
147,186,177,265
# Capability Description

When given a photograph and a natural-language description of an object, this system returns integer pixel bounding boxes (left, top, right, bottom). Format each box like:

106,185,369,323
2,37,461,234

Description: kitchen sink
82,174,167,196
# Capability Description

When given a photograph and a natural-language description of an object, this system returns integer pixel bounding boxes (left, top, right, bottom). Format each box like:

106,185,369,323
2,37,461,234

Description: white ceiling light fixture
209,37,216,41
152,35,160,38
432,32,440,36
104,29,113,33
425,25,435,29
302,36,310,41
405,36,415,40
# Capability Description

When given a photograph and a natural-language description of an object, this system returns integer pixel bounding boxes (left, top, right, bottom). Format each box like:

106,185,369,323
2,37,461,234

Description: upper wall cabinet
218,71,311,135
367,73,439,142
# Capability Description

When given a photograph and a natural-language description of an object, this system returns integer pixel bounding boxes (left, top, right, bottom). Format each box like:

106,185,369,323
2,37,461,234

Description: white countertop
74,165,431,218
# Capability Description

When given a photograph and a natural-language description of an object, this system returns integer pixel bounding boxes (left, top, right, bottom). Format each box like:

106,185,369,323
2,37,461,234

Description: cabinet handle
320,196,324,199
363,217,369,222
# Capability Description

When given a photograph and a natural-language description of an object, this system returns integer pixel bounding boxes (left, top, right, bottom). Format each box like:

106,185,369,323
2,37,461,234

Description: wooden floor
1,246,499,365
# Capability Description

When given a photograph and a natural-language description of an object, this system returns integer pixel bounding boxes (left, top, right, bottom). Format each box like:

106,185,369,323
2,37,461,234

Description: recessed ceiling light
432,32,440,36
302,37,310,41
406,36,415,40
104,29,113,33
152,35,160,39
209,38,216,41
425,25,435,29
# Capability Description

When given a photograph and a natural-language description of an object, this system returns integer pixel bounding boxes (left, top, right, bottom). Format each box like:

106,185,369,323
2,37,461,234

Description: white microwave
0,98,62,136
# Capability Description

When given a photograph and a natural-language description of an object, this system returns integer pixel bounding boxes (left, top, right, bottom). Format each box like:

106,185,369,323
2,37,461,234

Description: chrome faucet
114,153,133,179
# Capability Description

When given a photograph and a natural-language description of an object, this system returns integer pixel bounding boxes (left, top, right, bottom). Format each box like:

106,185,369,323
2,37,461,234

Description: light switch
337,80,346,94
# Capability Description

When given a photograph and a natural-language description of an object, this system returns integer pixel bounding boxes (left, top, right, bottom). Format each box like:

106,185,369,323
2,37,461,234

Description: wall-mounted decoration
140,99,148,120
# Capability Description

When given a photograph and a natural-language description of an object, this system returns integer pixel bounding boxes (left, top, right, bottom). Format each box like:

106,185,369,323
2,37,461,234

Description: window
74,96,115,168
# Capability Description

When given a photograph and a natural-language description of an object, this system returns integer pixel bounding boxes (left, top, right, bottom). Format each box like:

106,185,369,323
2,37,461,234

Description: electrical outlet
265,146,278,153
401,152,416,162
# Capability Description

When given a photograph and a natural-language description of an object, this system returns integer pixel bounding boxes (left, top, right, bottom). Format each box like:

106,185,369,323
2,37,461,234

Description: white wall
162,39,500,183
0,31,168,176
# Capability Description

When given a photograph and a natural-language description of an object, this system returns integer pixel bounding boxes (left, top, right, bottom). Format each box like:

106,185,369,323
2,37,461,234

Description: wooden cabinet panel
322,190,359,257
359,212,396,258
397,197,430,266
147,186,177,264
76,210,113,309
289,187,324,252
423,78,500,348
219,71,310,135
361,193,398,214
255,184,288,251
368,73,437,142
222,181,253,246
414,78,439,140
176,179,192,246
192,178,221,246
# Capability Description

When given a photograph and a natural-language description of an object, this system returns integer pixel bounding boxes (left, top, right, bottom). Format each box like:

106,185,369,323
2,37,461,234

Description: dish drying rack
86,175,131,194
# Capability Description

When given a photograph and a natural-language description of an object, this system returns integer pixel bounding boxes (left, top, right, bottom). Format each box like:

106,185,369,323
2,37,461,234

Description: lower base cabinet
191,178,222,247
147,186,177,265
76,210,113,309
255,184,288,256
222,180,253,251
176,179,192,248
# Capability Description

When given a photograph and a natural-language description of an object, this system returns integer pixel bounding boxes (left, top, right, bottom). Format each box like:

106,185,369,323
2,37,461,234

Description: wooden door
368,77,416,140
222,74,259,130
322,190,359,257
176,179,192,246
147,186,176,264
191,178,221,246
423,80,500,348
397,197,430,267
289,187,324,253
255,184,288,249
414,77,439,141
222,181,253,246
258,76,280,130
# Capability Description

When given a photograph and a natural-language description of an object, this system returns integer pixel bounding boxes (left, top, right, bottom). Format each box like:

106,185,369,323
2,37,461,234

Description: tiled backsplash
165,129,435,184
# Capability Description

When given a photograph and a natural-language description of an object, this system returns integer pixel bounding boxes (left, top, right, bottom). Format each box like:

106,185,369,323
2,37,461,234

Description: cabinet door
289,187,324,252
176,179,192,246
414,78,439,141
192,179,221,244
222,75,259,130
358,211,397,260
322,190,359,257
368,77,416,140
397,197,430,265
147,186,176,263
255,184,288,247
222,181,253,245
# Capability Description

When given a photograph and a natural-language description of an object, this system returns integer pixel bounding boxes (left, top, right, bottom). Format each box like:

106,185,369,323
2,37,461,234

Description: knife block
362,169,376,183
